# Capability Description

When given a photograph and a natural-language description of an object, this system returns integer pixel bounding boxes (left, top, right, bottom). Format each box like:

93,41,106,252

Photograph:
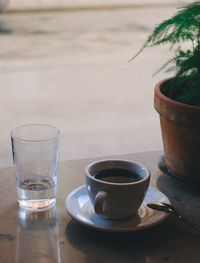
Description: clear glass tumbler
11,124,60,211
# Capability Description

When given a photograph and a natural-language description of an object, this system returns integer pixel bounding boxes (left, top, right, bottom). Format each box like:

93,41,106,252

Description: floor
0,5,179,168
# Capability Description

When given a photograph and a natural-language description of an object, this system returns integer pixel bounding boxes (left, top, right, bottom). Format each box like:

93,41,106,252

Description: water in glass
17,175,56,211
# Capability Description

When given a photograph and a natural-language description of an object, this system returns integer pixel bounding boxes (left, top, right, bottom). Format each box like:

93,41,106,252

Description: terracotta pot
154,78,200,183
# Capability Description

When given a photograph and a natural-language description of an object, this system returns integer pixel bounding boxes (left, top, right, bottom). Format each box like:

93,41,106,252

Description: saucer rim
65,185,170,232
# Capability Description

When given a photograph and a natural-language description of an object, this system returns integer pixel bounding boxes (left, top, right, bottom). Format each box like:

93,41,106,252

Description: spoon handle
147,202,200,233
172,212,200,233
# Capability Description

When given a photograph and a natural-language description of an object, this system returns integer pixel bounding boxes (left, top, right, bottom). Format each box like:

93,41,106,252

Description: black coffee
93,168,142,183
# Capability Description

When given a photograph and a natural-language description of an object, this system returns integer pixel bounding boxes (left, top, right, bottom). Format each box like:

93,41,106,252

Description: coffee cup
85,159,150,219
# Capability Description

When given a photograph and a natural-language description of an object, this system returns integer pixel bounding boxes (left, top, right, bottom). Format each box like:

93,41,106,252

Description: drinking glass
11,124,60,211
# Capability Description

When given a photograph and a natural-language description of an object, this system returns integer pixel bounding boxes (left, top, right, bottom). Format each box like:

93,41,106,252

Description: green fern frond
131,2,200,106
147,2,200,46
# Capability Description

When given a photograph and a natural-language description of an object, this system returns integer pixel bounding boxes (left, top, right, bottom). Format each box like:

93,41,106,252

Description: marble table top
1,150,200,263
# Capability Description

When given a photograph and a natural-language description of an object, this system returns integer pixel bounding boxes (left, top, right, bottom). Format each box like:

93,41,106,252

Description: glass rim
10,124,60,142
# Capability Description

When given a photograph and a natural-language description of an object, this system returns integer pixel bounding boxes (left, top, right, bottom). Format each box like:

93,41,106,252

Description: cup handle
94,191,110,216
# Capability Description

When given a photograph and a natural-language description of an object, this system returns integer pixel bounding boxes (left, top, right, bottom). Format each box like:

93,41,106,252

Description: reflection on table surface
16,206,61,263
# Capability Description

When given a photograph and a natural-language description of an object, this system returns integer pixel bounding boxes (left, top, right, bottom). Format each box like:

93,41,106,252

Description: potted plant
131,2,200,183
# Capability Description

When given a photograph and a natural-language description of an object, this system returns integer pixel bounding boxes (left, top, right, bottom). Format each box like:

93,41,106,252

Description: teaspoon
147,202,200,233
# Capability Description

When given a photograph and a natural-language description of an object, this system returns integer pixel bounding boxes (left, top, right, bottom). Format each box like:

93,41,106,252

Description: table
1,150,200,263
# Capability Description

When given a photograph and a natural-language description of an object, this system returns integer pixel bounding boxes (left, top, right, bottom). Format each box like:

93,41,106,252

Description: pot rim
154,78,200,124
155,78,200,110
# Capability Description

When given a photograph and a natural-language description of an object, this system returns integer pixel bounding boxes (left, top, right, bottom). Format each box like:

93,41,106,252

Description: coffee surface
93,168,142,183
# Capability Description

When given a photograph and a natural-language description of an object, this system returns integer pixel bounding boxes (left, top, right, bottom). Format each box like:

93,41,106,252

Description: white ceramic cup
85,159,150,220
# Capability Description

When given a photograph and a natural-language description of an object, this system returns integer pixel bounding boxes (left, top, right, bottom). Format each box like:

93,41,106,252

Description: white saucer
65,185,170,232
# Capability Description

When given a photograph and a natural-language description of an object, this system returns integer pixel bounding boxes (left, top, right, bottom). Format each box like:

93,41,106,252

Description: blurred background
0,0,192,168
